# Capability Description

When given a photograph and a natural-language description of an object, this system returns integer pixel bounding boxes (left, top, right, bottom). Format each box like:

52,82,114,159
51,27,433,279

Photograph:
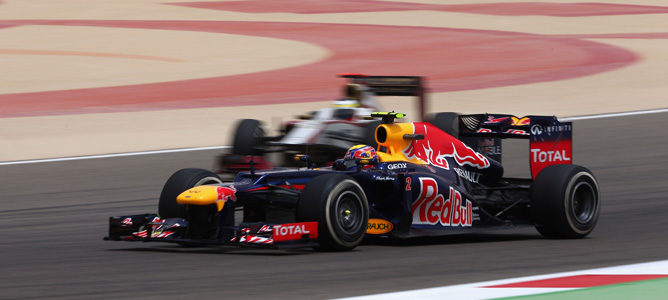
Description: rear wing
340,74,427,121
456,114,572,179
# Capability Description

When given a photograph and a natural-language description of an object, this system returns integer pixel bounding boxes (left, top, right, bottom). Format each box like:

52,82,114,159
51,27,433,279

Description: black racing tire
232,119,264,156
297,174,369,251
364,120,382,149
158,168,223,218
531,165,600,238
427,112,460,138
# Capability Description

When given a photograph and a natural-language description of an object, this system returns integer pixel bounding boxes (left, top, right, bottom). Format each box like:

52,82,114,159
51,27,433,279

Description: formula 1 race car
105,112,600,251
217,74,426,175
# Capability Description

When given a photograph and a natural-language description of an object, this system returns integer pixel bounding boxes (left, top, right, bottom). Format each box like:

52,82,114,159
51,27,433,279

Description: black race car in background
106,111,600,251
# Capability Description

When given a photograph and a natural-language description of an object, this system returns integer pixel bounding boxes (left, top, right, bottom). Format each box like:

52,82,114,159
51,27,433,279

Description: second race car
217,74,427,175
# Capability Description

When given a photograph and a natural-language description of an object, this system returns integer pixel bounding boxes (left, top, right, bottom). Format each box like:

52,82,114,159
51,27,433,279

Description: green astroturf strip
495,277,668,300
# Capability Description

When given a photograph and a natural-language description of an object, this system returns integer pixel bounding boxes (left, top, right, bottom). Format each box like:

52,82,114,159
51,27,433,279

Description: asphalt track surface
1,112,667,299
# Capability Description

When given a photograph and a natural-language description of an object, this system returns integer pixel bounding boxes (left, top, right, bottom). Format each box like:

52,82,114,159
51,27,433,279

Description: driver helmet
335,144,377,170
332,83,363,108
345,144,377,162
344,83,362,101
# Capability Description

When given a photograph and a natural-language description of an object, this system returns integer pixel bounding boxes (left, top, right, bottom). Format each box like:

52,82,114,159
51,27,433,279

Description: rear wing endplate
528,116,572,179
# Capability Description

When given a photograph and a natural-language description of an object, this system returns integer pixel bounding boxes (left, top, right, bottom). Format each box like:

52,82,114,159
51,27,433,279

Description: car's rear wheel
158,168,223,218
232,119,264,156
297,174,369,251
531,164,600,238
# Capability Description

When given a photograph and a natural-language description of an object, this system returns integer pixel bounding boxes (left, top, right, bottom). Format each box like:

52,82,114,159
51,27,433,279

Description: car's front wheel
158,168,223,218
297,174,369,251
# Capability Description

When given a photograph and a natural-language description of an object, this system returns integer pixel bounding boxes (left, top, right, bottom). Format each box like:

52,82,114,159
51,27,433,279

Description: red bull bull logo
484,116,509,124
512,116,531,126
402,123,490,170
217,186,237,202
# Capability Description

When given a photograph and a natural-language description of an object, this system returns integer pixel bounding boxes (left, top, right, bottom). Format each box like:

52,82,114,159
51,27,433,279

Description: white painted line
561,108,668,121
337,259,668,300
0,145,230,166
1,107,666,166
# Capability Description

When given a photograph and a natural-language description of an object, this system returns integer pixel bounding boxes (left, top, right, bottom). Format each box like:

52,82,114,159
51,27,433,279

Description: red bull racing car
106,112,600,251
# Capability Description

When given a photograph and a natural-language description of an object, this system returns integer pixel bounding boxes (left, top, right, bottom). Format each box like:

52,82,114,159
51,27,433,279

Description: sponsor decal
217,185,237,203
547,124,572,133
121,218,133,226
276,224,309,235
484,116,530,126
387,162,407,170
453,168,481,183
531,149,571,163
133,230,148,238
403,123,490,170
238,235,274,245
530,124,543,135
511,116,530,126
273,222,318,242
531,123,572,136
530,143,573,178
484,116,509,124
505,129,529,135
411,178,473,227
149,217,167,238
151,231,175,238
374,175,395,181
366,218,394,234
476,128,492,133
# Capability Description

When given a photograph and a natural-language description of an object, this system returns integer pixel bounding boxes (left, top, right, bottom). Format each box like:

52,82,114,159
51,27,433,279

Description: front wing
104,214,319,249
